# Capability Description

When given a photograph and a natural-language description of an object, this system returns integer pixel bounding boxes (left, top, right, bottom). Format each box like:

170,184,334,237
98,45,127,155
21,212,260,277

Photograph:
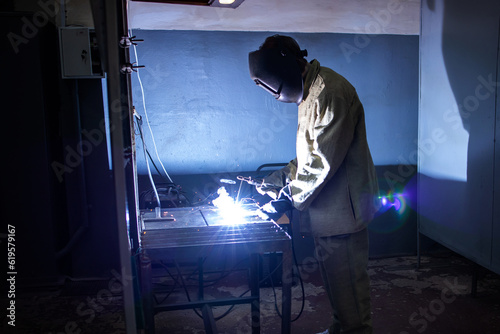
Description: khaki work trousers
314,228,372,334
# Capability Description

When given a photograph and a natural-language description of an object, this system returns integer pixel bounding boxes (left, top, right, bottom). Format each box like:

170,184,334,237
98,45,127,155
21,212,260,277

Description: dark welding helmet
248,37,307,104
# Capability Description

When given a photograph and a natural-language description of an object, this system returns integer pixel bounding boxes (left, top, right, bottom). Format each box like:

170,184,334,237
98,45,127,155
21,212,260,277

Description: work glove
255,182,281,200
258,186,293,221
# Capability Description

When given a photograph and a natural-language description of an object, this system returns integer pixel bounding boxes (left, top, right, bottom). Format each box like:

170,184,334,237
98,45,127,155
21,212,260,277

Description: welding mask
248,46,305,105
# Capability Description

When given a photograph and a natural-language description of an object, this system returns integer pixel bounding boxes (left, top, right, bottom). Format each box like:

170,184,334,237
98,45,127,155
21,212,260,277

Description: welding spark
213,187,256,225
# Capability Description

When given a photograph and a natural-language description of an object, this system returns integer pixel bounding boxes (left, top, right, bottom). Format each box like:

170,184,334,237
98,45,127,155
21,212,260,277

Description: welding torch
236,176,263,186
219,176,264,203
237,176,292,221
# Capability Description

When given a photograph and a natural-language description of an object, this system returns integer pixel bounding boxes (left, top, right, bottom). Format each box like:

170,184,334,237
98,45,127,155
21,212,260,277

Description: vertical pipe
90,0,138,332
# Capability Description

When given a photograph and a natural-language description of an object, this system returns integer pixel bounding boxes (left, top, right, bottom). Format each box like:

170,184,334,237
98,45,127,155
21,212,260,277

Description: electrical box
59,27,103,79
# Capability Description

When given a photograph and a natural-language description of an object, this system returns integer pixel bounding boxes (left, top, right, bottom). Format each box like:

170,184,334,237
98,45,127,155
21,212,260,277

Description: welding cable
158,251,291,322
154,260,197,305
186,256,250,288
171,254,284,322
210,255,286,321
146,149,171,184
134,110,174,189
130,30,174,185
173,260,205,319
265,200,306,322
198,254,297,322
158,258,211,319
135,116,161,208
134,110,166,182
152,275,179,305
136,114,186,207
166,255,249,289
268,253,305,322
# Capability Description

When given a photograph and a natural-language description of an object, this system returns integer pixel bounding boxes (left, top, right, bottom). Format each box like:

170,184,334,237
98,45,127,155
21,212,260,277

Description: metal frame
90,0,140,333
138,212,293,333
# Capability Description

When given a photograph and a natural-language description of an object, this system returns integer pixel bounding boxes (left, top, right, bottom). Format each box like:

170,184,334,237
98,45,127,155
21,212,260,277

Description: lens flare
379,191,407,215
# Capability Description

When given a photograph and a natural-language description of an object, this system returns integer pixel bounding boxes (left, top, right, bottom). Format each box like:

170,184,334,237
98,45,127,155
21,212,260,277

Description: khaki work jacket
264,60,380,237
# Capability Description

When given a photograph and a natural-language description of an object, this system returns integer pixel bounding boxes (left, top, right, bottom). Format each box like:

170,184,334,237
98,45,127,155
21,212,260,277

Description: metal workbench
138,206,293,333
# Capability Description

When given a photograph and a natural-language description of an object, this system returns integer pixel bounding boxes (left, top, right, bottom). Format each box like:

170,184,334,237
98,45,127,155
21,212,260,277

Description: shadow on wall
418,0,500,271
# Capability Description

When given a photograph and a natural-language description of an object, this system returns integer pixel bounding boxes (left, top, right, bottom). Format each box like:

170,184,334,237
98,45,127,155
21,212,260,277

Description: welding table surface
139,206,293,333
140,206,292,255
141,205,264,228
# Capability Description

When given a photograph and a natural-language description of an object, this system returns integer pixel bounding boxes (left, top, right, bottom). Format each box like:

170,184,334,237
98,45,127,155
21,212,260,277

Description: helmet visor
248,48,303,104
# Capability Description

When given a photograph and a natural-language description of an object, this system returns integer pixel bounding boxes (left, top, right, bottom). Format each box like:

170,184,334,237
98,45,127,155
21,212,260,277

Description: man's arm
290,92,356,210
256,158,297,199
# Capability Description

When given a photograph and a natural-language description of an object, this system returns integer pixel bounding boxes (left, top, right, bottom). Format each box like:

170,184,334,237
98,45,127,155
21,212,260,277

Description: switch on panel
59,27,103,79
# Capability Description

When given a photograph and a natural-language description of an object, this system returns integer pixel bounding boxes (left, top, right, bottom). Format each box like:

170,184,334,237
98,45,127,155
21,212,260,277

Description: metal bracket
121,62,145,74
119,35,144,48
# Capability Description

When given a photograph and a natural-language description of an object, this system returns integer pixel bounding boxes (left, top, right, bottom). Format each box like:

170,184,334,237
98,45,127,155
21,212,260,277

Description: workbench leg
281,250,292,334
140,254,155,334
198,257,204,300
250,253,260,334
198,257,218,333
202,304,218,334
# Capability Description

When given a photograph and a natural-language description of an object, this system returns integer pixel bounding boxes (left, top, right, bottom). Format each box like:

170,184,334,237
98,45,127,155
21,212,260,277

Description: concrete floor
7,251,500,334
152,253,500,334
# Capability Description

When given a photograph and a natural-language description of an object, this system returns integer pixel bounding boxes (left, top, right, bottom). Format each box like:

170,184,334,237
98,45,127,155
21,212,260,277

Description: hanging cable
130,28,174,184
135,111,161,208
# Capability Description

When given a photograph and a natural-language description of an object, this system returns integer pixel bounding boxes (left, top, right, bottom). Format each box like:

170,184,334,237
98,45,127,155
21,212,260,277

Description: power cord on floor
269,209,305,322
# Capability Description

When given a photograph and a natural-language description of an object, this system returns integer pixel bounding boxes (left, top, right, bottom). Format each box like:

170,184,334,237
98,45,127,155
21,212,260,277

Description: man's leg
314,228,372,334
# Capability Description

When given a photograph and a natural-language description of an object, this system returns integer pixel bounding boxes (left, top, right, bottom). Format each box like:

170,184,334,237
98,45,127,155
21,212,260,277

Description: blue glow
379,192,407,215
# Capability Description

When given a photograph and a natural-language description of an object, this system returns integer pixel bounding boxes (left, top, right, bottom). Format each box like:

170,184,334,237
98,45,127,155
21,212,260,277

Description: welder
248,35,380,334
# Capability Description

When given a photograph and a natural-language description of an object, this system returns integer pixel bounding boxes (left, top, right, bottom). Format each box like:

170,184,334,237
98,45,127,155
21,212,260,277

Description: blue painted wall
130,30,419,176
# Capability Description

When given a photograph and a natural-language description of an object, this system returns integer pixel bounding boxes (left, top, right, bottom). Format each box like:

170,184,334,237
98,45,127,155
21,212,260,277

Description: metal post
140,254,155,333
281,249,292,334
89,0,139,333
250,253,260,334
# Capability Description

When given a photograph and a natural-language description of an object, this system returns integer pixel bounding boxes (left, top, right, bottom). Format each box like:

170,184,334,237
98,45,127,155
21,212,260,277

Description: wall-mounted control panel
59,27,104,79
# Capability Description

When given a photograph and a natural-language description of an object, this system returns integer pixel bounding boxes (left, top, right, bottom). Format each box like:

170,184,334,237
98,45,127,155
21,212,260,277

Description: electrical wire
269,240,306,322
212,253,287,321
135,113,160,208
174,260,205,319
154,252,291,322
260,205,306,322
130,28,174,185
